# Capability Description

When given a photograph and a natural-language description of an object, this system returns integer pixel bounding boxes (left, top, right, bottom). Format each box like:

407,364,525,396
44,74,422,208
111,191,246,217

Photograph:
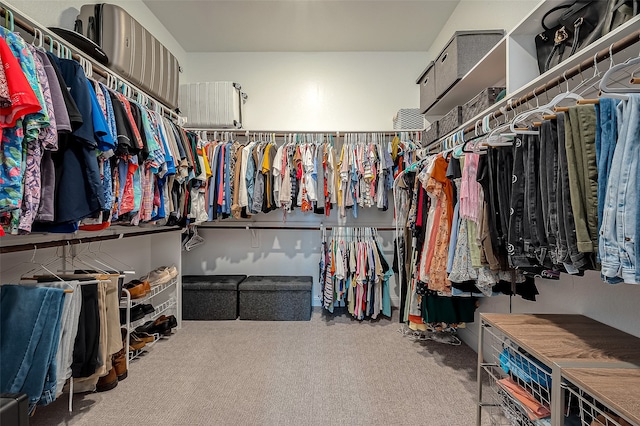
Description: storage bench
238,276,312,321
181,275,246,320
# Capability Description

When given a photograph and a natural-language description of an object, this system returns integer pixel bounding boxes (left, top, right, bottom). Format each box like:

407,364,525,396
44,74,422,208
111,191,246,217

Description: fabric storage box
181,275,246,320
393,108,425,130
423,121,439,144
239,276,312,321
439,106,462,137
461,87,505,123
0,393,28,426
416,61,437,113
434,30,504,98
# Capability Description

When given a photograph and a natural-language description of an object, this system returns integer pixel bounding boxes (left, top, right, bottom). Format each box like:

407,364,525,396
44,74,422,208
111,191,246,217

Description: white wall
182,51,427,130
6,0,187,67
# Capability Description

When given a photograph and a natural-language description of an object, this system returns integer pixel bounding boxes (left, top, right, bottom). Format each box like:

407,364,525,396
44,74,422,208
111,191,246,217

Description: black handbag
535,0,639,74
535,0,609,74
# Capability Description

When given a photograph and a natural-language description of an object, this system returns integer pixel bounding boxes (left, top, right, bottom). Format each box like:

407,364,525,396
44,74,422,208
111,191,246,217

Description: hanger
599,55,640,98
184,225,205,251
31,27,44,49
17,245,66,283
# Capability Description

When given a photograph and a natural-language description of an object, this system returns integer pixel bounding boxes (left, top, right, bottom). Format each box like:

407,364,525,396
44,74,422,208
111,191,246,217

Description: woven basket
439,106,462,137
424,122,439,144
462,87,505,123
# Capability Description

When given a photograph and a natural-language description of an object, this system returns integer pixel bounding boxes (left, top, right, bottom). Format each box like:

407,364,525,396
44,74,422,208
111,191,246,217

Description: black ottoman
239,276,312,321
181,275,246,320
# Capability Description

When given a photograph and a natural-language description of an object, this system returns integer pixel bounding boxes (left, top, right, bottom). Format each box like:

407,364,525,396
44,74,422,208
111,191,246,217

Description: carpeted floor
30,309,486,426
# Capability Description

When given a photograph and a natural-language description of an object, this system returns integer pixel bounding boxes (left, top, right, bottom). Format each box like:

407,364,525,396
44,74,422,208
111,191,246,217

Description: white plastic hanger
599,57,640,98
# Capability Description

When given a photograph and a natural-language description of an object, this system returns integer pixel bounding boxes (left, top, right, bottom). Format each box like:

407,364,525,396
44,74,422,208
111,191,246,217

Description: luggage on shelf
75,3,180,109
179,82,247,129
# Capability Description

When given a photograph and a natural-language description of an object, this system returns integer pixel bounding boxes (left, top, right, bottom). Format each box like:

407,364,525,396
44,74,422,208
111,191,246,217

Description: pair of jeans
71,283,100,378
0,285,65,411
524,132,548,264
540,120,560,265
565,105,599,254
488,146,513,262
595,98,620,253
508,136,536,268
556,113,589,271
600,94,640,283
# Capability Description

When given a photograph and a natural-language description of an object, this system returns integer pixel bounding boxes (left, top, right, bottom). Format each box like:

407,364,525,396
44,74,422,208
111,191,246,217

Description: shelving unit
477,314,640,426
121,276,179,365
422,0,640,144
423,37,506,120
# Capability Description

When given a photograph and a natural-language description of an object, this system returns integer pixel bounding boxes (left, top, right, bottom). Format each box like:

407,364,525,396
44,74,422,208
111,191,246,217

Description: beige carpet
30,309,486,426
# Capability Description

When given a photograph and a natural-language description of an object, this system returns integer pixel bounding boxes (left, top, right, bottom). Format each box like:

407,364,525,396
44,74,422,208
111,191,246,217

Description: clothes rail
185,129,426,137
426,28,640,152
196,225,396,231
0,226,180,254
0,2,182,122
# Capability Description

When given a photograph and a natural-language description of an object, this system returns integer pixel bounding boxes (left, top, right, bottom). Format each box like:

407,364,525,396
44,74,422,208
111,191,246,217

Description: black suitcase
75,3,180,109
0,393,29,426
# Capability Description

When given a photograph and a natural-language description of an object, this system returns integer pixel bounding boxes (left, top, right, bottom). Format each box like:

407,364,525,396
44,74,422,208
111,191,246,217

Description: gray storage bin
439,106,462,137
424,121,439,144
434,30,504,98
461,86,505,123
239,276,312,321
182,275,246,320
416,61,437,114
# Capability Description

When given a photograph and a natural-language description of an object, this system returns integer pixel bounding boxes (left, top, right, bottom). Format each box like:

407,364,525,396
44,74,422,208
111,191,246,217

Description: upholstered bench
181,275,246,320
238,276,312,321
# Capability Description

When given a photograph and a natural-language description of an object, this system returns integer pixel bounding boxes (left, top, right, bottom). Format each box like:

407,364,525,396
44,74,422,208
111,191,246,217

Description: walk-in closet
1,0,640,425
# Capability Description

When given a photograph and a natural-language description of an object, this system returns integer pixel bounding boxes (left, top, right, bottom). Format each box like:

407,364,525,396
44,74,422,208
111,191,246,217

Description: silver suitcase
76,3,180,109
179,82,247,129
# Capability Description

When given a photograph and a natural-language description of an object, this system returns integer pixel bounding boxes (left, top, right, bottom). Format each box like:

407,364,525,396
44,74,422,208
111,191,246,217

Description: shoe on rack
129,333,147,351
132,331,155,344
120,304,150,324
139,304,155,315
96,368,118,392
113,350,127,381
141,268,172,287
136,317,172,336
158,314,177,329
123,280,148,299
166,265,178,279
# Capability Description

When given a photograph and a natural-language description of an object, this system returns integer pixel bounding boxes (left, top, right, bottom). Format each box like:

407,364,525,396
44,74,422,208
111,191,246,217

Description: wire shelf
563,383,627,426
128,333,161,361
128,297,177,330
483,364,543,426
135,277,177,305
121,277,177,308
483,324,553,410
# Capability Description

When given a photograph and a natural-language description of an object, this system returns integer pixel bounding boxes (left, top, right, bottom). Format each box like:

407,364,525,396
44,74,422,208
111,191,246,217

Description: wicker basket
462,87,505,123
439,106,462,137
424,122,439,144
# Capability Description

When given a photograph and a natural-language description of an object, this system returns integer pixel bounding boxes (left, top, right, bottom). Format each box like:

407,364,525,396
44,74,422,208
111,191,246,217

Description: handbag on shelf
535,0,638,74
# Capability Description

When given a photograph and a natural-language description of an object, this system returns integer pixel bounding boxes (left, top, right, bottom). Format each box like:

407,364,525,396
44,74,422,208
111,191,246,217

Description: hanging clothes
320,227,393,320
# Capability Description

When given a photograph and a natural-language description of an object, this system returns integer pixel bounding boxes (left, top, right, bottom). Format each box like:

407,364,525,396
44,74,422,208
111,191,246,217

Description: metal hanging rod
185,129,425,137
427,28,640,152
0,226,180,254
0,3,182,122
196,224,397,231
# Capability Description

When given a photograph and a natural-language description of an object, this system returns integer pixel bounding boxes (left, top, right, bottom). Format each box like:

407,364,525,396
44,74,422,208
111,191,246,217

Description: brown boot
96,367,118,392
113,350,128,381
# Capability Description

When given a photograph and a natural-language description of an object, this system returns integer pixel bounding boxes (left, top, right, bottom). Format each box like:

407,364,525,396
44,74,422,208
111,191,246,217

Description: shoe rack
121,276,178,367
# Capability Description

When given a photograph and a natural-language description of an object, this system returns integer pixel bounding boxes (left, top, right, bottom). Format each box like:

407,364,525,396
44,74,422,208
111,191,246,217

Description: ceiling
142,0,460,52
